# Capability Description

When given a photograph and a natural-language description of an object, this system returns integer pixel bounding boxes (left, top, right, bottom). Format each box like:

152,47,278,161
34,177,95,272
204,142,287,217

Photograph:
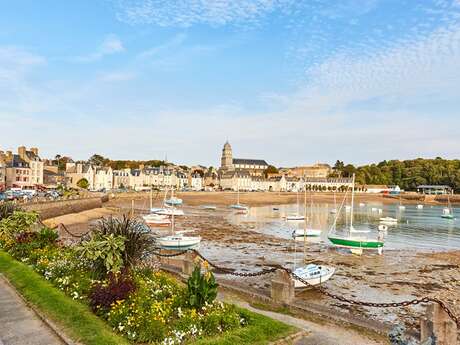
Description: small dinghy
379,217,398,225
142,214,171,227
202,205,217,210
292,228,321,238
417,204,424,209
165,197,183,206
154,208,185,216
229,204,249,211
285,214,305,221
292,264,335,288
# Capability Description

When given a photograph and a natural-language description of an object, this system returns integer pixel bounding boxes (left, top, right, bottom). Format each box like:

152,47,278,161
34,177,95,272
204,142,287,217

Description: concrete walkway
0,278,64,345
219,292,387,345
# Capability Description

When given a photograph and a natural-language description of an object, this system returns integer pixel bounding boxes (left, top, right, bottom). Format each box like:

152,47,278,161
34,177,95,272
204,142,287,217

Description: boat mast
150,186,153,210
350,173,355,230
237,175,240,205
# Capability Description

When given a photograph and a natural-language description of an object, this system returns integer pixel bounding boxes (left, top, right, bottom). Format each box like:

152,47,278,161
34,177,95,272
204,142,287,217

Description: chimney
18,146,26,159
30,147,39,156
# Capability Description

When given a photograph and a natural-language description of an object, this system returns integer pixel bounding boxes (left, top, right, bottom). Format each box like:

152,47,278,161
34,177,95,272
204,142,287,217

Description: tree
77,178,89,189
264,165,279,177
88,154,108,167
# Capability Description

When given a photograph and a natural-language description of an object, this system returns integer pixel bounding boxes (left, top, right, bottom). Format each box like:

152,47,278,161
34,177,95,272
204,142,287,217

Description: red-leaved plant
89,271,136,312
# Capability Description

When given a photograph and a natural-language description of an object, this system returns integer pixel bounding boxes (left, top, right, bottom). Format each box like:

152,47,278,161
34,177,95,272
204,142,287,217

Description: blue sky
1,0,460,167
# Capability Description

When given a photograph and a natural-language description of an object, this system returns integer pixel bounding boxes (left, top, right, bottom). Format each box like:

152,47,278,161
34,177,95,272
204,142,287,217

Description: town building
17,146,44,186
190,172,203,191
5,155,32,189
303,177,354,192
417,185,453,195
0,147,44,189
280,163,332,178
219,141,269,177
65,163,95,189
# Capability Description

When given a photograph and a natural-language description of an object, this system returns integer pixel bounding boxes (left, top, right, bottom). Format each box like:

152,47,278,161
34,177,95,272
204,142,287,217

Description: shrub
0,202,22,221
92,216,154,268
77,233,126,276
187,263,218,309
90,272,136,312
36,227,59,246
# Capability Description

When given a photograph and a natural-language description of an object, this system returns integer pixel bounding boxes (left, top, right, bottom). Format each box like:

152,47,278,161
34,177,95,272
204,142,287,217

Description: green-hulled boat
328,236,384,249
327,174,385,255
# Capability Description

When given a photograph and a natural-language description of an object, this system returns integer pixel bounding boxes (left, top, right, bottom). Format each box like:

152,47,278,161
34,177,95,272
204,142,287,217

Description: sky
1,0,460,167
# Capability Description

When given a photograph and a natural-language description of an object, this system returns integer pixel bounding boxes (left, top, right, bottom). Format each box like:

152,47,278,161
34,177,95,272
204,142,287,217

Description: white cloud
71,34,124,62
114,0,288,27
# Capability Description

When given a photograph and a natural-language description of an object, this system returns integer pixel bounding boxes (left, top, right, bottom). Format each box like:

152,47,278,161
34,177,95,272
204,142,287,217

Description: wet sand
52,193,460,335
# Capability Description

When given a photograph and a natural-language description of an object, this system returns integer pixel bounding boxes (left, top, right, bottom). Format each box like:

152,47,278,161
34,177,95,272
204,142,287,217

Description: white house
94,167,113,191
190,172,203,191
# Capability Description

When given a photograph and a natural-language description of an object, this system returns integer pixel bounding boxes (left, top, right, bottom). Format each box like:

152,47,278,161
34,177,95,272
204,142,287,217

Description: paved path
0,277,64,345
219,292,387,345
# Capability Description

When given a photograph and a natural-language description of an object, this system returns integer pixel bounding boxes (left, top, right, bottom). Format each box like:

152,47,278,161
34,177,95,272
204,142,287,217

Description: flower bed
0,207,293,344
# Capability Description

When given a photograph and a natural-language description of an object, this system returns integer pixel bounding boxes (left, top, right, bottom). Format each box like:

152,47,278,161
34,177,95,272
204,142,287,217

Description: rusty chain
150,248,460,327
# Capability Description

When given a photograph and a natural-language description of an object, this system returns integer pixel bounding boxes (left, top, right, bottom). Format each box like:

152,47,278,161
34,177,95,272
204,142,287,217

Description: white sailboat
328,174,384,255
143,188,171,227
291,229,335,288
157,203,200,250
293,264,336,288
379,216,398,226
229,180,249,211
330,192,337,214
286,189,305,221
441,194,455,220
154,187,185,216
292,188,321,238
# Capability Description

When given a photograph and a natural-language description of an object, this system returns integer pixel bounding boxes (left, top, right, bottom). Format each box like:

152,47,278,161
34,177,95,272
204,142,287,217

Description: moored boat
165,197,183,206
292,228,321,238
156,234,201,250
379,216,398,224
292,264,335,288
142,214,171,227
154,208,185,216
202,205,217,210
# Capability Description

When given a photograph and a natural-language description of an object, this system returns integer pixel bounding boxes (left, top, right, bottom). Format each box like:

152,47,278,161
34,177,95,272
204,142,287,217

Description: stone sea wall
23,197,103,220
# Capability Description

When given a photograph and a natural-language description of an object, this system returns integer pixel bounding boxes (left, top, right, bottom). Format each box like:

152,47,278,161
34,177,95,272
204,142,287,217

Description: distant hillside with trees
331,158,460,192
87,154,166,170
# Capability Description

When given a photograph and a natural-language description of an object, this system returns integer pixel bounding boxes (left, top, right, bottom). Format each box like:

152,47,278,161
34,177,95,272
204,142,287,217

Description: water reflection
227,203,460,251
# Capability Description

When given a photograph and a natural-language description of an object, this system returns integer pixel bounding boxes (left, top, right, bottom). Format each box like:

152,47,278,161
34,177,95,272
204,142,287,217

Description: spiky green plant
91,215,154,268
0,202,22,221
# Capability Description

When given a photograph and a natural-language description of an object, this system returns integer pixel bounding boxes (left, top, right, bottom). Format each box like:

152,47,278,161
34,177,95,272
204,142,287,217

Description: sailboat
143,188,171,227
291,229,335,288
229,180,249,211
328,174,384,255
164,186,183,206
157,204,201,250
330,191,337,214
286,188,305,221
441,194,455,220
293,188,321,238
398,195,405,210
154,187,185,216
379,216,398,226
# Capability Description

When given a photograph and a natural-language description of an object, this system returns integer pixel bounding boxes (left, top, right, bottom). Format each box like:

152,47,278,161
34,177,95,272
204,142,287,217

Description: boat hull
157,236,201,250
293,266,335,288
292,229,322,237
328,236,384,249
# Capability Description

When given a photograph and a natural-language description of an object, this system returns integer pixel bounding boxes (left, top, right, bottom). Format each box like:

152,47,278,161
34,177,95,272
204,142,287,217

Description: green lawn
0,250,130,345
0,250,295,345
192,309,296,345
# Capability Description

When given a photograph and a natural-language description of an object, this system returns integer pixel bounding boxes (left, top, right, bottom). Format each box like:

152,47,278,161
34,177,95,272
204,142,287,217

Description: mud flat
51,194,460,335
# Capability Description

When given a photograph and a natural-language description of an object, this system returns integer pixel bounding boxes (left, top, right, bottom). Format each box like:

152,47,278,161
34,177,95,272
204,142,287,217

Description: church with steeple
219,141,269,177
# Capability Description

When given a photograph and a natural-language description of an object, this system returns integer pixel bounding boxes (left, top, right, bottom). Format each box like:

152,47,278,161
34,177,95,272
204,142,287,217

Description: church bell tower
221,141,233,170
